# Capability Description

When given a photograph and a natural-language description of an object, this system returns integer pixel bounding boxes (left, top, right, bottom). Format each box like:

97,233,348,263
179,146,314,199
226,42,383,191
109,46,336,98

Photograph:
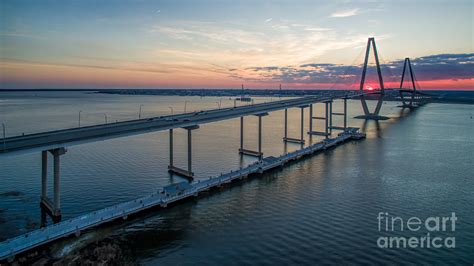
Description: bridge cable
327,46,365,94
377,51,400,90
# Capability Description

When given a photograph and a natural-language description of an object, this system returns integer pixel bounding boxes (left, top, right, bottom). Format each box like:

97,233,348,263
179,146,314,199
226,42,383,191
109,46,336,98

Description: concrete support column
240,116,244,151
309,104,313,132
300,107,304,142
169,129,173,167
329,101,333,135
187,128,192,173
241,113,266,157
49,147,66,217
374,96,384,115
360,95,370,116
284,109,288,139
325,102,329,138
53,152,60,211
168,125,198,179
41,151,48,199
258,115,262,154
343,98,348,129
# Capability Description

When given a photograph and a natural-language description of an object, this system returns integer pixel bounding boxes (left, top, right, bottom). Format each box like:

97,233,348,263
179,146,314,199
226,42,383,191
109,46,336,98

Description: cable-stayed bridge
0,37,430,261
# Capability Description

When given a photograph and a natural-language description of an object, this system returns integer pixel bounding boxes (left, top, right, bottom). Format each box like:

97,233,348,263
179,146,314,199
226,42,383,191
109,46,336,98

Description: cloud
0,58,172,74
0,32,45,40
264,18,273,23
151,22,264,46
227,53,474,87
388,54,474,81
330,8,360,18
150,20,366,68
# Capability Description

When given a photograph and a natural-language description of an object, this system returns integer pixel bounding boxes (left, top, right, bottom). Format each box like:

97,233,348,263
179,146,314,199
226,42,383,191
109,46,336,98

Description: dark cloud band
232,53,474,84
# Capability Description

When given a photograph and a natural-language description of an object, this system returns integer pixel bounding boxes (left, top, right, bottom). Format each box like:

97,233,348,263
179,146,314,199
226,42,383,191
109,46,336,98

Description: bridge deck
0,92,361,157
0,128,365,261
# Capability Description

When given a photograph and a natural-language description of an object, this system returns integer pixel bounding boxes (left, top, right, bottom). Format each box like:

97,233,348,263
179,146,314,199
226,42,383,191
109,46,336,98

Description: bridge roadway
0,92,359,157
0,128,365,261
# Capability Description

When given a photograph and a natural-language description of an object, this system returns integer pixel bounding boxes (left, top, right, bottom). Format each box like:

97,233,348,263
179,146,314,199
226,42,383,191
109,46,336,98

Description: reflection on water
0,92,473,264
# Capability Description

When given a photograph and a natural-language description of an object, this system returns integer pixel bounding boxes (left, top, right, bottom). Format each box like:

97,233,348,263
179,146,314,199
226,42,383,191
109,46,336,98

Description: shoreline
1,89,472,104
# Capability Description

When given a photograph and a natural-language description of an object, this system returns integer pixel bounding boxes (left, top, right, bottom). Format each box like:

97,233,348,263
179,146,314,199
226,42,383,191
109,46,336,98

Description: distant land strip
0,88,473,104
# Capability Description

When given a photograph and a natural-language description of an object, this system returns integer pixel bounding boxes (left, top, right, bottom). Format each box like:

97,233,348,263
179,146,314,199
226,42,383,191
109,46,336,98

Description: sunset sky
0,0,472,90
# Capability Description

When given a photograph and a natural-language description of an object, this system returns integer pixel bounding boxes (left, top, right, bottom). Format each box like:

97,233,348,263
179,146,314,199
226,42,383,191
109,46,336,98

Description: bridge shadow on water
360,104,423,139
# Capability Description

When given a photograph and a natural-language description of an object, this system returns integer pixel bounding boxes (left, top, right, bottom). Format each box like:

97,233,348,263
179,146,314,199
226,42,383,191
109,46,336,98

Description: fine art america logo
377,212,457,249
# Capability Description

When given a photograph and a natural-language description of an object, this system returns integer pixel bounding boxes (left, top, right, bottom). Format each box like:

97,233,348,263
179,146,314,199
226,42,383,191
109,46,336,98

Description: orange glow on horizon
1,61,472,90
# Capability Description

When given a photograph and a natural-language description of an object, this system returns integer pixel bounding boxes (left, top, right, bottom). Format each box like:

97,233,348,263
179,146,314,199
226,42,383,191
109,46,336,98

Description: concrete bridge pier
258,115,262,154
308,104,314,144
329,101,333,135
325,102,330,137
283,106,307,144
355,94,389,120
41,151,48,199
187,126,194,174
40,147,67,223
239,113,268,158
344,98,348,129
300,106,305,143
308,101,331,139
168,125,199,179
329,98,349,132
169,129,173,167
240,116,244,151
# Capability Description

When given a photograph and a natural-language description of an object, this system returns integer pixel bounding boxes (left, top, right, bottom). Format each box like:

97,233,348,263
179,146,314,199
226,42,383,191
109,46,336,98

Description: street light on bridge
2,123,5,151
139,104,144,119
78,111,82,127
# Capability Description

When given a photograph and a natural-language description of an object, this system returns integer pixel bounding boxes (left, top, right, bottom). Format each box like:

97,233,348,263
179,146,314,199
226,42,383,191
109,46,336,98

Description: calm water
0,91,473,264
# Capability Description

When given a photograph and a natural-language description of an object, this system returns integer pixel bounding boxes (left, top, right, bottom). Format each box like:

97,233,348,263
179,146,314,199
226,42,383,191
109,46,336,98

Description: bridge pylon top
355,37,388,120
399,57,417,92
359,37,385,92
